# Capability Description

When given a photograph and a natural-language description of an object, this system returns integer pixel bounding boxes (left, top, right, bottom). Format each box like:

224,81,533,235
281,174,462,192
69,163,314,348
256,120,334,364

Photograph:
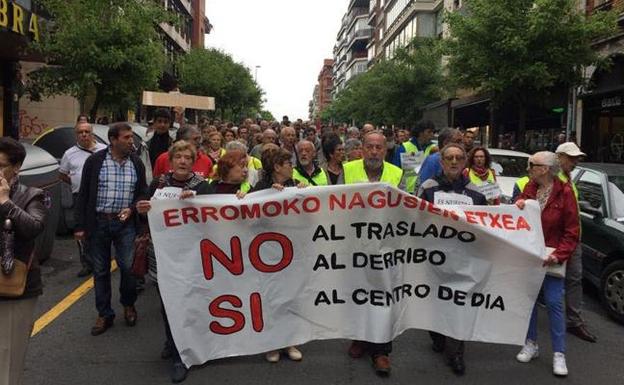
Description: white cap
556,142,586,157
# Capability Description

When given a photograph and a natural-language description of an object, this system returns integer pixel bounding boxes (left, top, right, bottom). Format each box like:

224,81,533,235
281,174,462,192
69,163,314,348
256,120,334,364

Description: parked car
33,124,152,234
19,143,61,263
488,149,530,202
571,163,624,324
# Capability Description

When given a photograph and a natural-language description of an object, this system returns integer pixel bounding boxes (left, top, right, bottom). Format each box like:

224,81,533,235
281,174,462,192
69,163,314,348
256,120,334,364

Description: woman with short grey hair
514,151,580,377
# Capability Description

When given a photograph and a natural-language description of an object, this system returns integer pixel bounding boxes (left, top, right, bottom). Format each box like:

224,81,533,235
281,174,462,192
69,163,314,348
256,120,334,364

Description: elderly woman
0,138,46,385
224,141,262,187
136,140,211,383
463,146,500,205
514,151,580,377
205,131,225,165
322,133,345,185
206,150,251,195
248,147,304,362
344,138,363,162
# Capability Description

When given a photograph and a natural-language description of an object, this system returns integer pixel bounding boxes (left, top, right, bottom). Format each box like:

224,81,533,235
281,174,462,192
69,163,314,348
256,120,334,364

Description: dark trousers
368,341,392,357
158,287,182,364
429,331,465,357
89,216,137,318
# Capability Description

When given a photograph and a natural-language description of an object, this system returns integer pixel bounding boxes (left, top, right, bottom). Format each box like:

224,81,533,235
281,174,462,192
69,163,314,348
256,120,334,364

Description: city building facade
310,59,334,121
332,0,372,98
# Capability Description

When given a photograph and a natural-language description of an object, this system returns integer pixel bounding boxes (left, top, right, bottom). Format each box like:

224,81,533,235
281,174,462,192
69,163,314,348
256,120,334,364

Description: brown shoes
91,316,114,336
567,325,597,343
124,306,138,327
348,341,367,359
372,355,391,376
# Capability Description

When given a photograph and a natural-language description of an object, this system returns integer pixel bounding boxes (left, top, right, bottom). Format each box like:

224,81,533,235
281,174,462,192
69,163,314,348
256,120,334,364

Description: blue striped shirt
95,148,137,213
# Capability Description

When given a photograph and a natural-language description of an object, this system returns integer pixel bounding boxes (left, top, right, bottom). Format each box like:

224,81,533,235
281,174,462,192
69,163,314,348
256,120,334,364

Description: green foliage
176,48,263,121
446,0,618,107
323,38,444,127
27,0,173,119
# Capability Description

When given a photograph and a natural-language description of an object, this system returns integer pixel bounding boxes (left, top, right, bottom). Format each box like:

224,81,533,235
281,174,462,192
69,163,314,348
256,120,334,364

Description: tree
26,0,172,121
446,0,617,148
176,48,263,121
323,38,444,127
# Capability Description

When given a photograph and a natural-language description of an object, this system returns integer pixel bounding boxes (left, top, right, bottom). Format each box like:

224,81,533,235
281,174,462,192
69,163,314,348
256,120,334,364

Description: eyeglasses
528,162,548,169
443,155,466,162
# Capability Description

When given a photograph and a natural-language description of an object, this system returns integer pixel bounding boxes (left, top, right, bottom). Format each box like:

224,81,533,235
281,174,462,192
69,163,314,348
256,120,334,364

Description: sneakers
265,350,280,363
285,346,302,361
516,340,539,363
553,352,568,377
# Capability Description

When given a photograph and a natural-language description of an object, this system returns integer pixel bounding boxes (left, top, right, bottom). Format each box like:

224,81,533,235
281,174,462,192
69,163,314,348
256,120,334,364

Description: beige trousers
0,298,38,385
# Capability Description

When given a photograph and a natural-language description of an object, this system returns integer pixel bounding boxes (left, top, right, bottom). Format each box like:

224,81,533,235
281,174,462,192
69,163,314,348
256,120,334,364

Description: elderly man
75,123,148,336
250,128,277,159
418,143,487,376
59,122,107,277
346,126,360,140
152,126,213,179
392,120,437,194
555,142,597,343
292,140,328,186
339,131,403,376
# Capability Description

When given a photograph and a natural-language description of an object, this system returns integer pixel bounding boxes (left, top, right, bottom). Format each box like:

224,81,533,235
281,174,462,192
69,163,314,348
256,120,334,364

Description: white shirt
59,143,108,193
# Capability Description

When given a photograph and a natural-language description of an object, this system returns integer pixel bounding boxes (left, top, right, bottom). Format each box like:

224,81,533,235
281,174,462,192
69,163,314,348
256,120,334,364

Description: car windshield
608,175,624,220
490,155,529,177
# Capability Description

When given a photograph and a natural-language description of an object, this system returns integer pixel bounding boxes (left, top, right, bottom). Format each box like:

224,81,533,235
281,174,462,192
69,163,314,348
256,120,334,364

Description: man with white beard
337,131,404,376
292,140,328,186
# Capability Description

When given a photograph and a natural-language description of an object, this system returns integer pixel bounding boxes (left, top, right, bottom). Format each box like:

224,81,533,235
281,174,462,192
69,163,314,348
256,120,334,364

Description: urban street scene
1,0,624,384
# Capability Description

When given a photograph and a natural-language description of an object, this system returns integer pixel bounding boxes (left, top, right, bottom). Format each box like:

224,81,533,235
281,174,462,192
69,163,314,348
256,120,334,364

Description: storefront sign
601,96,622,109
0,0,41,42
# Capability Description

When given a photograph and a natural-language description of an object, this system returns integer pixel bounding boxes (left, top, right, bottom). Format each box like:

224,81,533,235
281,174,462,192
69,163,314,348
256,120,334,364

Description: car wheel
600,260,624,324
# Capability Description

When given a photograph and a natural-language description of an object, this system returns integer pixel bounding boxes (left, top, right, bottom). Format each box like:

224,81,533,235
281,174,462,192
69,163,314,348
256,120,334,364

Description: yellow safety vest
401,141,436,193
292,167,329,186
515,176,530,193
557,171,579,201
343,159,403,188
467,168,496,186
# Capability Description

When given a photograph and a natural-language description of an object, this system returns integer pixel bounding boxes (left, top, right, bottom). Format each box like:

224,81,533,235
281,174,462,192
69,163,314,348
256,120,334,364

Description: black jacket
0,183,46,300
75,148,148,235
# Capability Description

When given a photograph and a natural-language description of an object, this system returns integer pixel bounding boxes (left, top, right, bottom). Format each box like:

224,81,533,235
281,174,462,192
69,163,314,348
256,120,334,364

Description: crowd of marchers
0,111,597,384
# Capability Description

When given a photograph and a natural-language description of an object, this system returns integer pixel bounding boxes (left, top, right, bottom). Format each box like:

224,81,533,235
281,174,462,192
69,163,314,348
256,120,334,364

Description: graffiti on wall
19,109,49,139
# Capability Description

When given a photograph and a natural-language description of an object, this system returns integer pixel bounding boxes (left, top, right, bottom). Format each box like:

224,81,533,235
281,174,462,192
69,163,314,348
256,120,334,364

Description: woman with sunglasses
514,151,579,377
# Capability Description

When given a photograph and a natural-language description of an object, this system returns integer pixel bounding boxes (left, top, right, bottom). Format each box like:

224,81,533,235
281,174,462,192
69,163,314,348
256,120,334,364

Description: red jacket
152,151,213,179
519,178,580,263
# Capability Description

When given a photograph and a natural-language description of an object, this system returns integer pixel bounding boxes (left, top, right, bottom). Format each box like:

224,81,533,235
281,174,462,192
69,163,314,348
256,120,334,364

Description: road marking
31,261,118,337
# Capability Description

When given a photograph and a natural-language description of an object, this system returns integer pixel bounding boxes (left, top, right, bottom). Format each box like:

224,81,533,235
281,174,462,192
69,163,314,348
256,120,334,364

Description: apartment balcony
590,0,624,20
347,27,373,50
345,57,368,82
159,23,191,52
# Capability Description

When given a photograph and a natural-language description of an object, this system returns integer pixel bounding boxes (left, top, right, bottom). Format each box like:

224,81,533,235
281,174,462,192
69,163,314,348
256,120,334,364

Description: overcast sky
206,0,350,121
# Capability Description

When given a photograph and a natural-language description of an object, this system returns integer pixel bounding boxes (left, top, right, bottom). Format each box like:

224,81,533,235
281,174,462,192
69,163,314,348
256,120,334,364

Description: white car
488,149,530,202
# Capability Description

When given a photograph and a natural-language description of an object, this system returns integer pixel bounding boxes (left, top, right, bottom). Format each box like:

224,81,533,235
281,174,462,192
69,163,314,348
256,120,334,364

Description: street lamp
254,65,261,82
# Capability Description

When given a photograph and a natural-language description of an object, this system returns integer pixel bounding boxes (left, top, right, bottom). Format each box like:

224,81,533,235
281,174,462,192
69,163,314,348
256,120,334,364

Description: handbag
0,257,32,297
131,231,152,277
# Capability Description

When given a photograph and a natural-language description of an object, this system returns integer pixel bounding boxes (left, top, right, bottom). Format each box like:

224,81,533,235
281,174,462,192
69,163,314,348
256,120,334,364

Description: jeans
527,275,565,353
89,216,137,319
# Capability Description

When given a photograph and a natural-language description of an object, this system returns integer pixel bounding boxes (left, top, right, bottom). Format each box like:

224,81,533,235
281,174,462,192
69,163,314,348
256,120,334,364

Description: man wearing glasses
59,121,107,277
417,143,487,376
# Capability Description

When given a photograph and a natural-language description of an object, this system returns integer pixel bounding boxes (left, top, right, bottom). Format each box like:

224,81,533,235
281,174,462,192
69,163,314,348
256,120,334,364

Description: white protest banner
400,151,425,173
147,184,546,367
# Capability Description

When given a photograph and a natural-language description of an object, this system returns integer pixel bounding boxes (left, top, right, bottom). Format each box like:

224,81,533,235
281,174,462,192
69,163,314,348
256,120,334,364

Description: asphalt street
22,236,624,385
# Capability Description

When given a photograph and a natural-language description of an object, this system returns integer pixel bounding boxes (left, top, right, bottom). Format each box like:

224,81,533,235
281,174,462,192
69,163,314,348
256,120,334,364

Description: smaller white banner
434,191,474,206
477,182,502,201
400,151,425,173
153,187,183,200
